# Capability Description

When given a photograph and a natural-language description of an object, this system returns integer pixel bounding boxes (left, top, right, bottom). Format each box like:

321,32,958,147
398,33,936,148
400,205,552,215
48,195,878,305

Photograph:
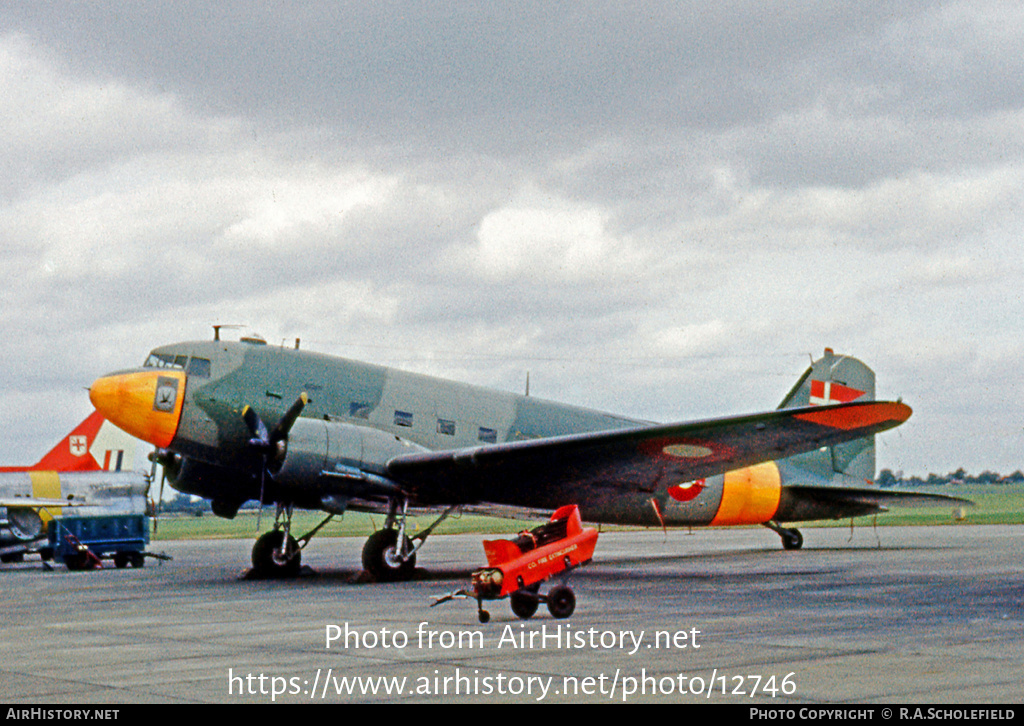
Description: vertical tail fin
31,410,137,472
778,348,877,483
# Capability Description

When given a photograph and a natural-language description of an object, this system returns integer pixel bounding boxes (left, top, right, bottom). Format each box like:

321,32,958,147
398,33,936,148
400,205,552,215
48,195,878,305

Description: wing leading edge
386,401,912,505
0,498,81,508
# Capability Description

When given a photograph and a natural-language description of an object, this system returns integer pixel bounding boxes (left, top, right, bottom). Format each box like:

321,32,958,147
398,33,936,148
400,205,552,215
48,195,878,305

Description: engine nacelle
164,455,254,507
273,418,426,491
161,420,426,515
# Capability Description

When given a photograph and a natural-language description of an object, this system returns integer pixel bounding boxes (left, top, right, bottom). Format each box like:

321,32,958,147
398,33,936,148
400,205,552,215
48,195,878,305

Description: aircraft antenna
212,324,245,341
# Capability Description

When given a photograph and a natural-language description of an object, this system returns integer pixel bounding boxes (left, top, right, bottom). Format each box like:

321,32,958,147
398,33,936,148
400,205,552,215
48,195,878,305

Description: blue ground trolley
48,514,151,570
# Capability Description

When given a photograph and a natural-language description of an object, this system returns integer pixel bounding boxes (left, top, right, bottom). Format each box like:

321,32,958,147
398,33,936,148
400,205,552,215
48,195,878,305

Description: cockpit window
187,357,211,378
144,352,186,369
143,353,211,378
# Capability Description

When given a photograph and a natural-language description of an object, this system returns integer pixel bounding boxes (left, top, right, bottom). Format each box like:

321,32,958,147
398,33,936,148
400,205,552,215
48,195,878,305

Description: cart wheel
510,590,539,619
130,552,145,568
478,609,490,624
546,585,576,619
64,552,89,571
114,553,129,569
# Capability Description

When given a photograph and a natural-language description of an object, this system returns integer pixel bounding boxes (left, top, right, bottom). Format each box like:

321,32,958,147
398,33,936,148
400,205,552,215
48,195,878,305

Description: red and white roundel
668,479,706,502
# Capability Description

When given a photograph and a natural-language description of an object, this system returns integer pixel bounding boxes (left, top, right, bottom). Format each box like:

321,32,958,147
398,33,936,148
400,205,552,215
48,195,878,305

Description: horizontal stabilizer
776,485,973,522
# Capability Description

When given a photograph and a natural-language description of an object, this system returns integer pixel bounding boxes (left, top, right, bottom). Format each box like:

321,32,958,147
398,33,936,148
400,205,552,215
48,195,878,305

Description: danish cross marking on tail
809,380,865,406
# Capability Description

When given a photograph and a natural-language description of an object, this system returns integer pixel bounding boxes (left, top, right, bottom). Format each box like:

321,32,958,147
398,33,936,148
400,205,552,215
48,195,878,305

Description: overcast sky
2,2,1022,478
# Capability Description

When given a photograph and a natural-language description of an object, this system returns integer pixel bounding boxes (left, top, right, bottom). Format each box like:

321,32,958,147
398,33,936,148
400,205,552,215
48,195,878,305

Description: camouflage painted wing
386,401,912,505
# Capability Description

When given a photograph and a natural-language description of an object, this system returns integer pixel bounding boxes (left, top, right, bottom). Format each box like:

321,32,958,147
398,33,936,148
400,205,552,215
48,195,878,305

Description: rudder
777,349,877,483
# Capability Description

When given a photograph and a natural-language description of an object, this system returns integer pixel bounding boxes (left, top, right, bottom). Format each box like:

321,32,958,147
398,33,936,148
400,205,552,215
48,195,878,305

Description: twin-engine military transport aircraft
88,333,957,580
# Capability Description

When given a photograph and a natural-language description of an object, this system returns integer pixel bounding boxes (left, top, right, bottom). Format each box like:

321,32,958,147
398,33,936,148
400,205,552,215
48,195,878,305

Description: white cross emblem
69,435,88,457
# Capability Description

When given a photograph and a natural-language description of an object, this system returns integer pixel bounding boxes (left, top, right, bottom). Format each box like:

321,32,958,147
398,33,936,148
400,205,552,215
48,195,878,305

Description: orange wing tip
794,402,912,431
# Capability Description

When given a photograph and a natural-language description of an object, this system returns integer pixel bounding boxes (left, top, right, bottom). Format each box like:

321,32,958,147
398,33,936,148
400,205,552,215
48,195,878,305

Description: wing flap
387,401,911,506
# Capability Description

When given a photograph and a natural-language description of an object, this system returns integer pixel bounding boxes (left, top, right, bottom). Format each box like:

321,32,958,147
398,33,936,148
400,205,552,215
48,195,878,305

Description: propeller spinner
243,392,309,471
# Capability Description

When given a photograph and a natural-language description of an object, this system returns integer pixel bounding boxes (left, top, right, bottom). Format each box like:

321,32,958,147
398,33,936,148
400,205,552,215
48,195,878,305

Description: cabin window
394,410,414,428
437,418,456,436
349,402,371,419
478,427,497,444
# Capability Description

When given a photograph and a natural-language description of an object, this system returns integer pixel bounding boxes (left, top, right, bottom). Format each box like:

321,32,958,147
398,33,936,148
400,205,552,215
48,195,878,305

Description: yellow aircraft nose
89,369,186,448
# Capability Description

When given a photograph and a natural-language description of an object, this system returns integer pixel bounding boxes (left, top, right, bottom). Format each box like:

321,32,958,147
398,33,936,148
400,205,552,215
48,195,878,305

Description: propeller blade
242,405,270,447
155,467,166,533
243,392,307,449
148,446,159,483
271,392,309,444
243,393,309,523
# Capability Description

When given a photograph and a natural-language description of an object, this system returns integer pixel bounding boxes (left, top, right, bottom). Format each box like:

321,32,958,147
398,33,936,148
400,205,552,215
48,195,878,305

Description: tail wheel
252,530,302,577
362,529,416,581
546,585,576,619
782,528,803,550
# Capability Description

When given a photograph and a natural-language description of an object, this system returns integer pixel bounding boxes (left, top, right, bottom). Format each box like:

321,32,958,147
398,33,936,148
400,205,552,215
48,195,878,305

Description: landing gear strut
252,503,301,576
764,520,803,550
361,499,457,581
250,503,337,577
252,529,301,577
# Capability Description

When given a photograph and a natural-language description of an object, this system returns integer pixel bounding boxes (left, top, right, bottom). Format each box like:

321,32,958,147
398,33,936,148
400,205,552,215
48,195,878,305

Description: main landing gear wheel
781,528,803,550
546,585,576,619
362,529,416,581
252,530,302,577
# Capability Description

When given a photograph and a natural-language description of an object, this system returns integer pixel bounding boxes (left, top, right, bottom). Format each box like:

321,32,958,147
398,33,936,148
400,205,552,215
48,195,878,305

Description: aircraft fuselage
92,338,788,528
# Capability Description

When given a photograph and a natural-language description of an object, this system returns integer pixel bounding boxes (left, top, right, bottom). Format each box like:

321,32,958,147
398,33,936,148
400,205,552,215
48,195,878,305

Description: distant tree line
877,468,1024,487
158,492,212,514
158,493,266,514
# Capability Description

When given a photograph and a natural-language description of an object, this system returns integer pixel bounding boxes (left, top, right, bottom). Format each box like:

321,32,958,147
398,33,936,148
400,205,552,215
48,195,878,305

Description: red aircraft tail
0,410,127,473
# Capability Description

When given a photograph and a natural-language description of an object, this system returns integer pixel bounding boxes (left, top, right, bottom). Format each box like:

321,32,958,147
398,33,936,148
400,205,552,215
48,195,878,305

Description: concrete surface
0,524,1020,704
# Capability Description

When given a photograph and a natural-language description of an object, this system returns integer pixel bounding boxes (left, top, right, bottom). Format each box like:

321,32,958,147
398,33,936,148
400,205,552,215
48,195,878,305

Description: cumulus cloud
1,5,1022,477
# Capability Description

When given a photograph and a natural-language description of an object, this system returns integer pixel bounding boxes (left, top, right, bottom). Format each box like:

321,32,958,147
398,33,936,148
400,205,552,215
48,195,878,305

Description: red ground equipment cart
434,504,598,622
